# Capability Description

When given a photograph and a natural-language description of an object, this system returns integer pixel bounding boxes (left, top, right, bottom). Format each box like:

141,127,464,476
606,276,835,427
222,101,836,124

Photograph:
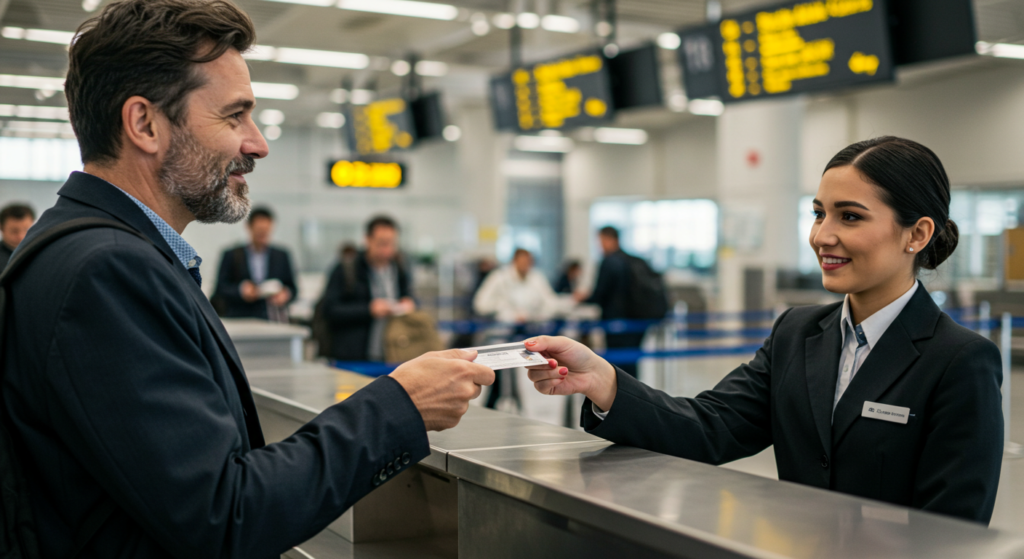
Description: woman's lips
820,255,851,271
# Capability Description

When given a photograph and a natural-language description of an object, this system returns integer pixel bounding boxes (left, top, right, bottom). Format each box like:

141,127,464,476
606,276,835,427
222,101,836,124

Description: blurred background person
474,248,560,409
213,206,297,322
320,215,414,362
0,203,35,270
554,259,582,294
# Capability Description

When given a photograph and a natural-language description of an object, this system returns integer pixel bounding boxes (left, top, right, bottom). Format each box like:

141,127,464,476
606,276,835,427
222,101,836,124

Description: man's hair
66,0,256,164
365,215,398,237
0,204,35,228
513,248,532,260
598,226,619,241
248,206,274,224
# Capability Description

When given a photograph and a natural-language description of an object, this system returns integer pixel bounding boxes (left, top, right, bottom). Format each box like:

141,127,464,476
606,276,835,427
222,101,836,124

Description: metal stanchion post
1002,312,1022,457
980,301,991,339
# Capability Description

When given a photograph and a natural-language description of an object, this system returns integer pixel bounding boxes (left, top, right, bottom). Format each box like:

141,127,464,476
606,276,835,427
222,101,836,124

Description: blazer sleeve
581,309,789,465
213,248,244,304
912,337,1003,524
322,263,372,325
45,244,430,558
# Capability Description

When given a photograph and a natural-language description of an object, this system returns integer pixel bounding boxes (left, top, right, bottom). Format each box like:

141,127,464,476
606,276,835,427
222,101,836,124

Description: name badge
862,401,910,424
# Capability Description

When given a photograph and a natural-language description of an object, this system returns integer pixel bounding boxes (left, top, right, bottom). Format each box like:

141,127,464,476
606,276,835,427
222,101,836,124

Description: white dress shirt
594,281,921,422
473,265,560,324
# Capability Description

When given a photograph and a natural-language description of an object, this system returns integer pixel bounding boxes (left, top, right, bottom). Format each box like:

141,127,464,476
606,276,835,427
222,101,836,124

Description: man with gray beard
0,1,493,558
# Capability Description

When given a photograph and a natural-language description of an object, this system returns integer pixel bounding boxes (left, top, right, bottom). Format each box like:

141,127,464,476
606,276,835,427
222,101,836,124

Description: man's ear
120,96,164,156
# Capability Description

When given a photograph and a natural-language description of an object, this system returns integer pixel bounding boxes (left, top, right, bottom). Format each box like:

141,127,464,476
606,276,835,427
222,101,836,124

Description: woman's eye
842,212,861,222
811,209,824,219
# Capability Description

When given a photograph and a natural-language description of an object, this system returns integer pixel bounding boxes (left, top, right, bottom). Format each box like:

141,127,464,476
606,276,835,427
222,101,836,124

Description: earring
908,247,915,253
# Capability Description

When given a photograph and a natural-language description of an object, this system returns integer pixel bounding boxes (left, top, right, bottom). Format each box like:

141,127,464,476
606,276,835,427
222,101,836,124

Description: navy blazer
213,244,297,320
1,172,430,558
583,285,1004,524
585,250,631,320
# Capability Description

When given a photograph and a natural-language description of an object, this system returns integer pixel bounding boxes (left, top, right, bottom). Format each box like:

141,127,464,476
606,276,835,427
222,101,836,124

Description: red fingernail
559,367,568,376
548,359,557,368
524,340,537,346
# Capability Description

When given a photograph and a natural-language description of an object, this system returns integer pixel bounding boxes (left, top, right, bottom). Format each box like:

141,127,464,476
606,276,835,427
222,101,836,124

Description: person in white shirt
473,248,560,325
521,136,1003,524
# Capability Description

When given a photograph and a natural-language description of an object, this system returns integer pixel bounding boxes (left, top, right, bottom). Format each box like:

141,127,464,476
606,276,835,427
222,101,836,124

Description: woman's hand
524,336,618,412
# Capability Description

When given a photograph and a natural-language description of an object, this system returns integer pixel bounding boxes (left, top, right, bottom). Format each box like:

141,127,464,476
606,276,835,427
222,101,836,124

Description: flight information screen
490,50,615,131
678,0,893,102
346,98,417,155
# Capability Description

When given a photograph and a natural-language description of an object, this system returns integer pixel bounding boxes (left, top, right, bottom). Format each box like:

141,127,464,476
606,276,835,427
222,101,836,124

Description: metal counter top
222,318,311,340
450,442,1024,559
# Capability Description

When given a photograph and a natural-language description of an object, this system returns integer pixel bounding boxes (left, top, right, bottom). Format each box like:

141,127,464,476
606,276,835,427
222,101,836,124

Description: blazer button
379,469,388,482
372,474,381,487
820,454,830,469
393,457,403,470
386,463,395,476
402,452,411,465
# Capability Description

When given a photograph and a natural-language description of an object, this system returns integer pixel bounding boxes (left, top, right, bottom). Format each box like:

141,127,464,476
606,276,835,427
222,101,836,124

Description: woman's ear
907,216,935,253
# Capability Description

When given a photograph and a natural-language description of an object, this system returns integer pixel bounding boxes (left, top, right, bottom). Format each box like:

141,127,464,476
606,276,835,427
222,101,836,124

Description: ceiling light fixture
0,104,70,120
350,89,375,105
492,13,516,29
540,15,580,33
688,98,724,116
263,125,282,141
657,32,682,50
1,27,76,45
976,41,1024,59
391,60,411,76
0,74,66,91
250,82,300,100
516,12,540,29
415,60,448,76
593,127,648,145
263,0,334,6
274,47,369,69
82,0,102,11
471,13,490,36
514,135,574,153
258,109,285,126
336,0,458,20
442,125,461,141
316,112,346,128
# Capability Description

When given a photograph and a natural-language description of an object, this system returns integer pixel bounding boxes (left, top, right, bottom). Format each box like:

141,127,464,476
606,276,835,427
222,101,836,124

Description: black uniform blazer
1,172,429,558
320,252,411,361
585,250,631,319
213,244,297,319
583,285,1004,524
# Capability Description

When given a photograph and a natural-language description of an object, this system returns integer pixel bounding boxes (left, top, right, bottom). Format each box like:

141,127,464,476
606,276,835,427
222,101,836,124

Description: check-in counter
221,318,310,363
245,359,1024,559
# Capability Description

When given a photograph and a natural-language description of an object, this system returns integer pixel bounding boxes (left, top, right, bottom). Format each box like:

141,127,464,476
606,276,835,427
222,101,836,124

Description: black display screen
607,43,664,110
678,0,894,103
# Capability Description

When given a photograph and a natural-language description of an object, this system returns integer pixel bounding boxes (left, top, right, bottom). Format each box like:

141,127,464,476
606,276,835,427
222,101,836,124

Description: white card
469,342,546,371
861,401,910,424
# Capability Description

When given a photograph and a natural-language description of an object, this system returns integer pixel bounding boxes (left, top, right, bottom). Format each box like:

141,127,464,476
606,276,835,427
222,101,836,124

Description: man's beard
159,126,255,224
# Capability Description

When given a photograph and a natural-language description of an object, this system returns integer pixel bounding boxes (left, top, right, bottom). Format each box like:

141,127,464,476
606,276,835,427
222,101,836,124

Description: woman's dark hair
824,136,958,271
66,0,256,164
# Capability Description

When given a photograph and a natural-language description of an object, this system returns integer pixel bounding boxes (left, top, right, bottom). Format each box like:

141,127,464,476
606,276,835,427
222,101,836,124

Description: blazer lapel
805,306,843,454
831,286,939,447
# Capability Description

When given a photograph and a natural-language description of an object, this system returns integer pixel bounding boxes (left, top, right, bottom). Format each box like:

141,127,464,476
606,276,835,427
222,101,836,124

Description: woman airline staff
526,136,1003,524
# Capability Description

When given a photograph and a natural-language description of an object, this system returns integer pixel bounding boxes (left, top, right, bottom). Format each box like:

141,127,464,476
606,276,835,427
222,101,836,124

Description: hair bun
920,219,959,270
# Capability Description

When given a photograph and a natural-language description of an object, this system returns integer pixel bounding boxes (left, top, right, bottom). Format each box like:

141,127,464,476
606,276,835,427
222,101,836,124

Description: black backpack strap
0,217,152,557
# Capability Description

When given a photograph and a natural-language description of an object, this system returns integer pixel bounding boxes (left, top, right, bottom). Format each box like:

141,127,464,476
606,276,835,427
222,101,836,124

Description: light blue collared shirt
115,187,202,272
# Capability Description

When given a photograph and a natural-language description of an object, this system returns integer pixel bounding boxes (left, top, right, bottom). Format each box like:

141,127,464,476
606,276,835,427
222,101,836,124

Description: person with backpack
576,226,667,378
0,3,493,557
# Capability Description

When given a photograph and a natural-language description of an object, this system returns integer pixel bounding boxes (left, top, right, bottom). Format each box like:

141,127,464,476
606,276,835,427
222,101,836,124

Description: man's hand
524,336,618,411
370,298,392,318
396,297,416,315
390,349,495,431
572,291,589,303
268,288,290,307
240,280,260,302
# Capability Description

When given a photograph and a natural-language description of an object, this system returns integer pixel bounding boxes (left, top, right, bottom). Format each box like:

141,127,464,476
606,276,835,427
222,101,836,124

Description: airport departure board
326,160,405,189
678,0,893,103
490,50,615,131
346,97,417,155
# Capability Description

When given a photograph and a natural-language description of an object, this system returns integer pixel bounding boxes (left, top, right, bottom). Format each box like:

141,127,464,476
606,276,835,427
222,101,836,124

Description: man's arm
213,248,245,305
278,247,298,305
47,245,429,558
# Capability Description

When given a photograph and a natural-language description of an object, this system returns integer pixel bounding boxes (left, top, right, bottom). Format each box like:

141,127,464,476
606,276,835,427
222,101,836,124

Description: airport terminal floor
6,0,1024,557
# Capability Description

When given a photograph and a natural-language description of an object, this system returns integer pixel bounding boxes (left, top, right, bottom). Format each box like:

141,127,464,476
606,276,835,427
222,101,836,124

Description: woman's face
810,165,919,296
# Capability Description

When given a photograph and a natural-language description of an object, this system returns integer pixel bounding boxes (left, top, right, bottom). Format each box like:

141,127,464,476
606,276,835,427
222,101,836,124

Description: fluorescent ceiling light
263,125,282,141
541,15,579,33
415,60,448,76
391,60,411,76
667,92,687,112
3,120,75,134
0,104,70,120
336,0,458,20
442,125,461,141
243,45,277,61
514,135,574,153
517,13,540,29
250,82,299,100
688,98,724,116
274,47,369,69
657,32,681,50
471,13,490,36
316,112,346,128
350,89,375,105
593,127,648,145
1,27,76,45
264,0,334,6
0,74,65,91
82,0,102,12
976,41,1024,59
258,109,285,126
492,13,516,29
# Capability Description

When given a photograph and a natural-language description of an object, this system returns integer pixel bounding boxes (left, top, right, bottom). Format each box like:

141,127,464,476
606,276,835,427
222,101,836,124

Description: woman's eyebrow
833,201,870,210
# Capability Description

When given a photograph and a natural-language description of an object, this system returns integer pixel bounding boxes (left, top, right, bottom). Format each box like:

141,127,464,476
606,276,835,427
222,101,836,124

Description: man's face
513,252,533,276
248,216,273,249
366,226,398,264
159,49,269,224
1,216,33,248
599,234,619,255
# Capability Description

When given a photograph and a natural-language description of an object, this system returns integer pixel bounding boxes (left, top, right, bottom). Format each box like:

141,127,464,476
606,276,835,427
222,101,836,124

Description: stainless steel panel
282,529,456,559
450,443,1024,559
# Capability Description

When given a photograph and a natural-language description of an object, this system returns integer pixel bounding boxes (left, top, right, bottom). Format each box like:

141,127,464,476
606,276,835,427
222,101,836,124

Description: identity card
468,342,546,371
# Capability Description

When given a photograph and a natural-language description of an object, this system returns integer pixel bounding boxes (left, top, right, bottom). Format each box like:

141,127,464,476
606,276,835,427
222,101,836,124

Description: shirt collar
840,281,919,349
114,187,201,271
